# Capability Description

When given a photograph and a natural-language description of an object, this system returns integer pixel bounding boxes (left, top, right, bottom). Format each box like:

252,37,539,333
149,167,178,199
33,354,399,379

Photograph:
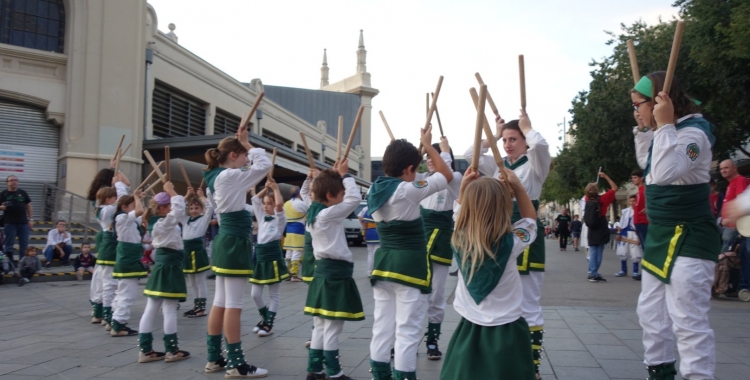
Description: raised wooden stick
120,143,132,158
114,149,123,174
142,150,167,183
663,21,685,94
424,76,444,131
343,106,364,161
337,116,344,161
378,111,396,142
431,93,445,137
474,73,500,117
164,146,171,182
239,92,266,130
199,178,205,191
519,55,527,112
136,161,164,190
626,40,640,85
178,162,191,188
145,177,165,194
267,148,277,179
470,87,506,182
299,132,316,169
469,88,492,135
426,93,430,117
471,85,488,171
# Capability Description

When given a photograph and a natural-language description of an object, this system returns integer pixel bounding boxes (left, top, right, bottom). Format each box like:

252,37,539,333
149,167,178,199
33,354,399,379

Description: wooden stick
426,93,430,117
469,88,492,136
470,87,506,181
199,178,205,191
378,111,396,142
238,92,266,131
136,161,164,190
663,21,685,94
114,135,125,161
267,148,277,179
424,76,444,131
519,55,527,111
121,143,132,158
471,85,488,172
164,146,171,182
142,150,167,183
178,162,191,188
145,178,164,194
114,149,123,174
343,106,364,161
299,132,316,169
337,116,344,161
626,40,640,85
431,93,445,137
474,73,500,116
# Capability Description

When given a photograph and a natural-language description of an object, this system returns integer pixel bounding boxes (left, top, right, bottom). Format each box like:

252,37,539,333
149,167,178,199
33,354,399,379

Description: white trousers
188,272,208,299
251,283,280,313
616,231,643,262
370,281,428,372
89,266,103,303
97,266,117,307
112,278,140,324
138,297,178,335
428,263,450,324
367,244,379,275
212,276,247,309
310,316,345,351
285,249,302,260
521,271,545,327
637,257,715,380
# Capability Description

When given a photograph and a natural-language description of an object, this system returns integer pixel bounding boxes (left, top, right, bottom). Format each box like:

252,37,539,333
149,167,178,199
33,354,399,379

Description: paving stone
553,366,610,380
598,359,649,379
543,338,587,351
547,350,600,368
586,344,639,360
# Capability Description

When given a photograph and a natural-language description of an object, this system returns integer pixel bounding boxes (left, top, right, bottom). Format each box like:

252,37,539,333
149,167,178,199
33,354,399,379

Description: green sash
642,183,721,283
183,237,210,273
113,242,147,278
421,208,454,266
371,218,432,293
304,258,364,321
254,241,283,261
144,247,187,301
212,210,253,277
511,200,545,274
504,155,529,170
367,176,402,214
301,232,315,283
203,167,227,195
250,241,289,284
97,231,118,265
454,233,514,304
218,210,252,240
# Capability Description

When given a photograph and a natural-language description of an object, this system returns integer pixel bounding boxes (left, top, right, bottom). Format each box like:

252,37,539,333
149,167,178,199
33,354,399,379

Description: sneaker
165,349,190,362
252,321,263,333
588,276,600,283
290,276,302,282
305,372,326,380
110,325,138,337
138,350,166,363
592,275,606,282
426,340,442,360
257,324,273,337
615,271,626,277
739,289,750,302
100,318,107,326
536,371,543,380
574,248,580,251
187,309,206,318
205,357,227,373
225,363,268,379
330,374,353,380
632,274,642,281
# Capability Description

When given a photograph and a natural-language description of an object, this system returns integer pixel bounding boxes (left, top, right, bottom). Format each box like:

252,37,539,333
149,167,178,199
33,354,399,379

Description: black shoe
183,308,197,317
588,275,599,283
574,248,579,251
426,340,442,360
449,270,458,277
633,274,642,281
591,275,606,282
330,374,353,380
45,263,51,269
305,372,326,380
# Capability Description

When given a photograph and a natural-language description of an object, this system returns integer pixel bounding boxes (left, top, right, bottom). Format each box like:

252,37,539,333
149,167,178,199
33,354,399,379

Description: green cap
633,76,701,105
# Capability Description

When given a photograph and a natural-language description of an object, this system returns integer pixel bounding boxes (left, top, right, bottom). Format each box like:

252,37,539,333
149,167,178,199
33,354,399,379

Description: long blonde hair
451,178,514,283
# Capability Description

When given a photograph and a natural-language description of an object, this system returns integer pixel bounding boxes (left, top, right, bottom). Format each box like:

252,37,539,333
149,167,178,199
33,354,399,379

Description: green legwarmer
93,303,103,319
207,334,223,362
426,322,441,341
163,333,179,353
393,369,417,380
139,333,153,353
264,310,277,328
647,362,677,380
307,348,324,373
531,327,544,371
370,360,393,380
103,306,112,325
226,341,247,369
324,350,341,377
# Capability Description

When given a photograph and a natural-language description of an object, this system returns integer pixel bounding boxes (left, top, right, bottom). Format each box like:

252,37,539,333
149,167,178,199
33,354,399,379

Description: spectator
719,159,750,300
74,241,96,281
632,170,649,253
555,208,572,251
709,179,725,223
584,172,618,283
0,175,33,264
571,215,582,251
43,220,73,269
18,246,41,286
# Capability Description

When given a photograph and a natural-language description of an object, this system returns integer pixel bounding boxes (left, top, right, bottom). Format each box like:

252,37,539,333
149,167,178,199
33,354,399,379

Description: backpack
584,198,604,229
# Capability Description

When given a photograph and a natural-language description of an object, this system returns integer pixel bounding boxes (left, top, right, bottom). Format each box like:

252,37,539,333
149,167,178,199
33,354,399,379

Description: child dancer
283,186,308,282
182,187,214,318
110,190,147,337
249,179,288,337
367,128,453,380
300,169,317,284
137,183,190,363
304,161,364,380
615,195,643,279
86,165,116,321
440,168,537,379
203,126,270,378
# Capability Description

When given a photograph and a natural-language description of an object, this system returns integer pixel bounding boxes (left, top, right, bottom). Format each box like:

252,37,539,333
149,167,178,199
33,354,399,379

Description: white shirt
308,177,360,262
371,173,448,223
96,181,129,231
206,148,271,214
300,178,313,206
181,199,214,240
464,129,551,200
419,153,463,212
357,206,368,219
619,207,635,230
115,211,143,244
288,197,310,215
451,201,537,326
152,196,186,251
251,195,287,244
45,229,72,249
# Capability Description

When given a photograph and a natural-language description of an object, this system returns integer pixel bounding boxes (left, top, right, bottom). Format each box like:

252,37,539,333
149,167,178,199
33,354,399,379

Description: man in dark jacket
585,172,618,283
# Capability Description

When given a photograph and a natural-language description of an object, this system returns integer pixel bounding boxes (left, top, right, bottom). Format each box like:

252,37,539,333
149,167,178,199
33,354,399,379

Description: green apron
371,219,432,294
304,258,364,321
112,242,147,279
511,200,545,274
144,247,187,301
249,241,289,284
97,231,118,266
642,183,721,283
211,210,254,277
421,208,454,266
183,237,210,274
301,232,315,283
94,230,103,256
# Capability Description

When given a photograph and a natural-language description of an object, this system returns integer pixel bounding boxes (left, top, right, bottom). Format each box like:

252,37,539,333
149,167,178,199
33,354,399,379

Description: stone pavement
1,239,750,380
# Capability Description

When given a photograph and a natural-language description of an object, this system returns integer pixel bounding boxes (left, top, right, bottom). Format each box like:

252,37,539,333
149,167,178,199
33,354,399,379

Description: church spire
356,29,367,73
320,48,329,88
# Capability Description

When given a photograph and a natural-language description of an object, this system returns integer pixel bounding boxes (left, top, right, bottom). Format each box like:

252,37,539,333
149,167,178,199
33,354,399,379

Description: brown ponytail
141,199,159,222
204,137,248,170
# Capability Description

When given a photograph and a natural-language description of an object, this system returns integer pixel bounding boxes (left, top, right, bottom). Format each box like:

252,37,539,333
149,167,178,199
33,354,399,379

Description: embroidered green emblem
413,180,428,188
686,143,700,161
514,228,531,242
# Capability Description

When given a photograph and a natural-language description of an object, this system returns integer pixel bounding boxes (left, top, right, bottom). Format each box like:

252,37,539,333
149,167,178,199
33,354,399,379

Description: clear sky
147,0,677,159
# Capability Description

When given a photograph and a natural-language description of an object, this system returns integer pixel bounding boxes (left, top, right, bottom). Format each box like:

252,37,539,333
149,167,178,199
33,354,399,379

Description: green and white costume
249,195,288,285
110,207,145,333
181,199,214,314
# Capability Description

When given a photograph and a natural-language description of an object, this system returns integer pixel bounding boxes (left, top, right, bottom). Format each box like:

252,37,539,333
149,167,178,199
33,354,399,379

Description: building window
262,130,293,149
214,108,240,135
151,81,206,138
296,145,320,160
324,157,335,166
0,0,65,53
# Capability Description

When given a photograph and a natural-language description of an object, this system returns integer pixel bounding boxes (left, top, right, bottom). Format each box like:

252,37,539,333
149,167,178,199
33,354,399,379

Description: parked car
343,202,367,246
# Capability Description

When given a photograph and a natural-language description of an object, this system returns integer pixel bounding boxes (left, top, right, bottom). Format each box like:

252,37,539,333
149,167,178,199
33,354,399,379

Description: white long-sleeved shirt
371,173,448,223
181,199,214,240
45,229,72,249
300,178,313,206
288,197,309,216
96,182,129,231
152,196,186,251
308,177,360,262
451,201,537,326
463,129,551,200
419,152,463,212
206,148,271,215
115,210,144,244
251,195,287,244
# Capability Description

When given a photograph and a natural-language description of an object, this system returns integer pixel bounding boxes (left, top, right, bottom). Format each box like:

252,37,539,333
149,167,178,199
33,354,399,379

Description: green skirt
303,259,364,321
113,242,147,279
183,238,210,274
440,317,536,380
144,248,187,301
301,232,315,283
212,233,253,277
97,231,118,266
249,241,289,284
426,228,453,266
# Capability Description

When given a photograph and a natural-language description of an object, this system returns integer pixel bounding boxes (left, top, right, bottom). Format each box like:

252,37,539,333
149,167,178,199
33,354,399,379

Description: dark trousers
558,230,569,248
44,245,72,265
20,267,36,280
635,224,648,252
3,223,30,263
